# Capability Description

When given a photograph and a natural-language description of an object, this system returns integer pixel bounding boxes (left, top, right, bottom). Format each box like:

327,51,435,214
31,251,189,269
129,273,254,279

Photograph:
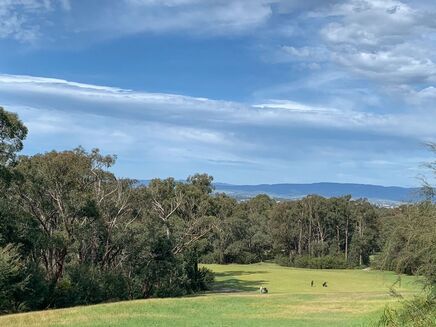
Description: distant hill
139,180,420,206
213,182,420,205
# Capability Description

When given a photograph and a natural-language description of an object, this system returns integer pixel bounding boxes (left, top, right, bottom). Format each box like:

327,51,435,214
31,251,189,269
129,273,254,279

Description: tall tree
0,107,27,167
0,108,29,312
12,148,116,285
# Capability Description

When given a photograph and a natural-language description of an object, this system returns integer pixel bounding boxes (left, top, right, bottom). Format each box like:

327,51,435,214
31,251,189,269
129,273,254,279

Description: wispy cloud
0,0,277,44
0,74,433,185
0,0,69,42
0,74,415,134
109,0,274,35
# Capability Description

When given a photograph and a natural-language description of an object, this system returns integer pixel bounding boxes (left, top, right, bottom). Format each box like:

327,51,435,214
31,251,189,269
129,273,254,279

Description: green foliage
275,254,348,269
268,195,379,268
0,106,28,167
0,245,28,313
378,203,436,290
52,264,130,307
377,294,436,327
374,203,436,327
0,144,215,313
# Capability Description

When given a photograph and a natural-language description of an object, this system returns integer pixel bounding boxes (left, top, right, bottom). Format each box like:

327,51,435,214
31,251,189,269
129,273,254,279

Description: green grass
0,263,422,327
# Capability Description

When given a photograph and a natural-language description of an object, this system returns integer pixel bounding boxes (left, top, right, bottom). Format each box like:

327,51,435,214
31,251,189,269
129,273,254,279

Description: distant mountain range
140,180,421,206
214,182,421,206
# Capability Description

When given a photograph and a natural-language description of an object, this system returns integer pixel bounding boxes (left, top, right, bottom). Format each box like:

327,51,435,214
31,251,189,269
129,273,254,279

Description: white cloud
1,74,433,184
100,0,275,36
417,86,436,98
334,50,436,83
317,0,436,85
1,73,435,140
0,0,302,43
0,0,70,42
319,0,418,45
261,0,436,90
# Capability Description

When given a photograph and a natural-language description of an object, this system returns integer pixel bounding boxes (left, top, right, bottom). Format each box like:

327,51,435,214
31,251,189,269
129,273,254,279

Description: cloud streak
0,73,423,136
0,0,277,44
0,74,433,185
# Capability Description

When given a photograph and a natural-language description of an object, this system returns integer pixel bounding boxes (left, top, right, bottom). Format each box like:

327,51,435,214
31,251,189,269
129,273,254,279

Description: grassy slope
0,263,421,327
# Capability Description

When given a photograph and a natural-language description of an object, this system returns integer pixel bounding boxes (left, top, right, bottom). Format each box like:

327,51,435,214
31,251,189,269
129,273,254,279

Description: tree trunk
345,217,349,262
358,215,363,266
165,224,170,239
298,219,302,255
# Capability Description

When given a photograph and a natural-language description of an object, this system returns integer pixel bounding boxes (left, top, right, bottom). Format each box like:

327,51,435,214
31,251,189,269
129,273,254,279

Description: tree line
202,193,379,269
0,107,434,318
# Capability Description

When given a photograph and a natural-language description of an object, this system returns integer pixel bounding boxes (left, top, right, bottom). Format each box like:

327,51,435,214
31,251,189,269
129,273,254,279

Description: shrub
0,245,28,313
275,255,348,269
51,265,130,308
196,267,215,290
377,294,436,327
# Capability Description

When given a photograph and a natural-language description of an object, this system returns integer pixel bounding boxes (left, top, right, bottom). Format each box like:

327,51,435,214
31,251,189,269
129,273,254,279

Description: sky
0,0,435,186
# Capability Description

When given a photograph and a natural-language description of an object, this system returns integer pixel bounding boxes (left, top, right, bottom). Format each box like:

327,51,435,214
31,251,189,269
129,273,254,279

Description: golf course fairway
0,263,421,327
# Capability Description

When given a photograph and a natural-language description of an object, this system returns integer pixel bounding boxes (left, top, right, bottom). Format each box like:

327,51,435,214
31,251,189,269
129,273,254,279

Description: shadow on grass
210,270,268,293
214,270,268,277
211,278,267,293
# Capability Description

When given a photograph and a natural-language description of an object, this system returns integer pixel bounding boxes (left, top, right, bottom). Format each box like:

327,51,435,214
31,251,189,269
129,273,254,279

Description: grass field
0,263,422,327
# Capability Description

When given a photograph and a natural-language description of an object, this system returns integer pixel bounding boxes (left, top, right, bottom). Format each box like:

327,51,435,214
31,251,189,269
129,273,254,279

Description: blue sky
1,0,436,186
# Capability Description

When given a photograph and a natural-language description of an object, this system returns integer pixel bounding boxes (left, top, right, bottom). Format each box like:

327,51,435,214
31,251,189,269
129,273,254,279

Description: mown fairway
0,263,421,327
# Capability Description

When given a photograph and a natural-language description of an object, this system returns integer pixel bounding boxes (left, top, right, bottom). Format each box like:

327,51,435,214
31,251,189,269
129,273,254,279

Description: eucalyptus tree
0,106,27,168
349,199,379,266
0,107,29,313
269,200,301,260
148,174,216,256
140,174,216,296
243,195,274,261
149,177,181,240
12,148,120,284
207,193,238,263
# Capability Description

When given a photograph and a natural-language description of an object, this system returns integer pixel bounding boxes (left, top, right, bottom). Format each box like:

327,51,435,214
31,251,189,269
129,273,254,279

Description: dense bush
0,245,28,313
0,147,216,313
275,254,349,269
376,202,436,327
54,265,130,307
